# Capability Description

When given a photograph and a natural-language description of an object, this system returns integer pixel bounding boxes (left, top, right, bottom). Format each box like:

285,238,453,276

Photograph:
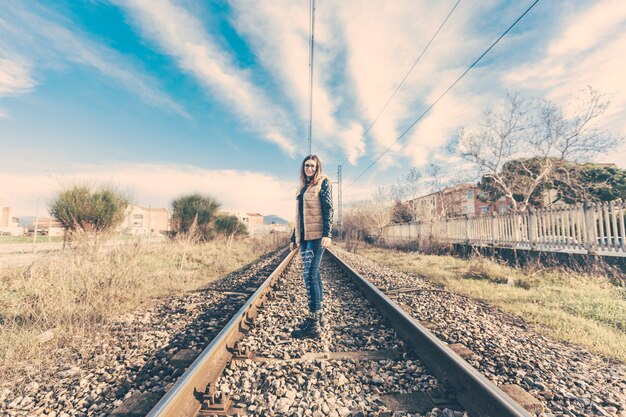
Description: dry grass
343,243,626,363
0,233,287,385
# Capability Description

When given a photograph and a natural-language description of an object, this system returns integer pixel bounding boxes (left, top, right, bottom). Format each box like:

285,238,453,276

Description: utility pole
33,198,39,253
337,164,343,240
307,0,316,155
147,205,152,245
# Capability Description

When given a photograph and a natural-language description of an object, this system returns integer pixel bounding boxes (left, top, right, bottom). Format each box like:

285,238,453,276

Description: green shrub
171,194,221,241
215,214,248,238
49,185,130,234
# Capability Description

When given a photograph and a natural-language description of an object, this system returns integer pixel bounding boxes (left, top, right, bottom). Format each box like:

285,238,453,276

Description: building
119,206,170,235
409,184,513,221
26,217,64,237
233,212,265,235
0,206,23,236
229,212,291,235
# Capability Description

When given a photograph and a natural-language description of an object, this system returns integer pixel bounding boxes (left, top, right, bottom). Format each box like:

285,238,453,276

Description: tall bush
171,193,221,241
214,214,248,238
49,185,130,234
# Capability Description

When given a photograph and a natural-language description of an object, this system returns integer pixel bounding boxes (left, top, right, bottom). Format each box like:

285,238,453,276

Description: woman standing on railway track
289,154,333,339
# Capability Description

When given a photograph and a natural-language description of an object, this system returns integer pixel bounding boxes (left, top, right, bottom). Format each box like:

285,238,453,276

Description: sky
1,0,625,220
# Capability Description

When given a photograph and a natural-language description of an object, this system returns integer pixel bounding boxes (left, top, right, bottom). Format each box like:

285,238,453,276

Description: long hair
299,154,323,190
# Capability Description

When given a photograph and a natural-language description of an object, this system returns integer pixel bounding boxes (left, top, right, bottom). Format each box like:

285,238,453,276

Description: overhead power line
360,0,461,142
340,0,461,166
348,0,540,187
307,0,316,156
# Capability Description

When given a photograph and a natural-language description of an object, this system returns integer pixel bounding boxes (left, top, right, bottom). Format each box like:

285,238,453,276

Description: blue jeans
300,239,325,313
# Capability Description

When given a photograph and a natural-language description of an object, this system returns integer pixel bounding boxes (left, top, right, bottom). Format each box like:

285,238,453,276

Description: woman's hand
321,237,332,249
290,242,297,251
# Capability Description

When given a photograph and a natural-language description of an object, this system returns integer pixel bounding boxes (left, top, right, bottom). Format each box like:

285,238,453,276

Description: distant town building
232,212,262,235
26,217,64,237
118,206,170,235
230,211,289,235
0,206,23,236
264,214,290,234
409,184,513,221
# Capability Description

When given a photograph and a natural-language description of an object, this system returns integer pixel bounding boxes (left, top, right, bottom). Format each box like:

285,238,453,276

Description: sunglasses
304,163,317,169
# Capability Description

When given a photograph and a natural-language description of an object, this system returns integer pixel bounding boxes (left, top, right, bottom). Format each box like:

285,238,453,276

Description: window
133,214,143,220
467,190,474,200
479,206,490,214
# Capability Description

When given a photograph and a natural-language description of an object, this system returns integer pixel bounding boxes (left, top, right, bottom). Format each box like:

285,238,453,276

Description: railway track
143,248,539,417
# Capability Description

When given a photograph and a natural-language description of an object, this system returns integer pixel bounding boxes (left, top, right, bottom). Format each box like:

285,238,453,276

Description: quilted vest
294,175,328,244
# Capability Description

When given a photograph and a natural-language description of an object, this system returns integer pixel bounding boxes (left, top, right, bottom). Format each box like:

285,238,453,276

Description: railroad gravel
220,358,448,417
0,249,287,417
215,255,462,417
240,259,403,358
334,247,626,417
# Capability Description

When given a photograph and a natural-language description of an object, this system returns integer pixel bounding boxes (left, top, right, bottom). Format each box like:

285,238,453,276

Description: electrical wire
348,0,540,187
337,0,461,168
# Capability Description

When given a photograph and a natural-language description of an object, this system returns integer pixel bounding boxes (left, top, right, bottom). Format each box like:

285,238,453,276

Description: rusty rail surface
326,248,531,417
146,248,297,417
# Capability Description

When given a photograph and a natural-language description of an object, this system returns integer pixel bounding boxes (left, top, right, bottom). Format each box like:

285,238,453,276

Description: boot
315,311,326,328
295,316,315,331
296,311,325,330
291,317,321,339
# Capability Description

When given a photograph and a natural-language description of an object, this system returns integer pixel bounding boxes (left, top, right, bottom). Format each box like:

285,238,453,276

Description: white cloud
547,0,626,57
505,0,626,167
335,0,486,162
114,0,297,156
0,163,297,220
404,92,484,166
0,55,36,116
0,3,186,117
227,1,494,167
0,57,35,96
228,0,366,163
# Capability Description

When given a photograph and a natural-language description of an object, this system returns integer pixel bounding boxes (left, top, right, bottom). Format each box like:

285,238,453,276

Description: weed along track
147,249,535,417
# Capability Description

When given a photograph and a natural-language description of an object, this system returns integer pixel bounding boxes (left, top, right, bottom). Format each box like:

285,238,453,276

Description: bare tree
386,168,423,220
422,163,468,219
457,87,622,212
389,168,421,200
343,185,393,243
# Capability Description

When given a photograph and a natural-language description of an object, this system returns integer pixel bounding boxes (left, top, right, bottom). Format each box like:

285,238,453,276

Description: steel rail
146,248,298,417
327,248,532,417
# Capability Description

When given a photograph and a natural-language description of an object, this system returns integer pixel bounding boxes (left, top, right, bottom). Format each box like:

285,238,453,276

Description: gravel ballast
212,254,462,417
0,249,288,417
4,245,622,417
333,247,626,417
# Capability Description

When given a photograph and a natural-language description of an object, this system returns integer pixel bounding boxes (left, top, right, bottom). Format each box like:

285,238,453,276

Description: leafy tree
214,214,248,238
478,158,551,209
49,185,130,234
171,193,221,241
553,163,626,204
479,160,626,209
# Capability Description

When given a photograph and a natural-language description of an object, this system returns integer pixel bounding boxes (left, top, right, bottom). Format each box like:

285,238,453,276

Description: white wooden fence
382,200,626,257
